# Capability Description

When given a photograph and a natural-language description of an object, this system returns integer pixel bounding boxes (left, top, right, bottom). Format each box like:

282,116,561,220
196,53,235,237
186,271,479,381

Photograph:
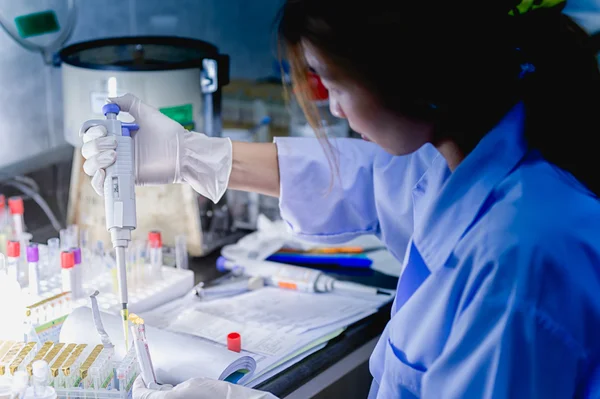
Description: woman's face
303,42,434,156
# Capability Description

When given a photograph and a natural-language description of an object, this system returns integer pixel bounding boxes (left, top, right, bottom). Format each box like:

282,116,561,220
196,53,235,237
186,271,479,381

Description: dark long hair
277,0,600,195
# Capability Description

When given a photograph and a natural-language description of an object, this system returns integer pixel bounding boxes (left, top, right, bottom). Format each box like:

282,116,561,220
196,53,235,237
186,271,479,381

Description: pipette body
80,104,139,347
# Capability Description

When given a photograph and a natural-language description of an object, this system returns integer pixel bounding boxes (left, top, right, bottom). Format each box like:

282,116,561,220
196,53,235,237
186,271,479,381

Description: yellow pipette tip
122,308,129,351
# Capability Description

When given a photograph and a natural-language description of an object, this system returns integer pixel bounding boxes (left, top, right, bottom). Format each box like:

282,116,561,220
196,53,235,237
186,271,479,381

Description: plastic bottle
288,71,349,138
24,360,57,399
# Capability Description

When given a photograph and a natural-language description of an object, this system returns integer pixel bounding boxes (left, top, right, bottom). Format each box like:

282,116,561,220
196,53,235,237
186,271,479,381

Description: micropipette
217,256,391,296
80,103,139,350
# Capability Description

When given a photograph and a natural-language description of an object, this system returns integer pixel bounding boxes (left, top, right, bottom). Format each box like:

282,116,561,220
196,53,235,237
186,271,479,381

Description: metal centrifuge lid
58,36,228,75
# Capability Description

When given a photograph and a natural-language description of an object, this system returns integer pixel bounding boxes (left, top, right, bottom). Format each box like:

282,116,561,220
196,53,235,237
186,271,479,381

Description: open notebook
60,307,257,385
60,286,395,386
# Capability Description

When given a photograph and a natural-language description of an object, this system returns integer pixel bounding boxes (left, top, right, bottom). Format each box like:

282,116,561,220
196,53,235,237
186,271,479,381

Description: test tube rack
0,340,138,399
33,265,194,314
20,252,193,343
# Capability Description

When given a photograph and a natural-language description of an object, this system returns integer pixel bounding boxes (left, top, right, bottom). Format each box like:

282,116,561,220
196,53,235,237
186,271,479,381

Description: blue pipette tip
216,256,228,272
102,103,120,116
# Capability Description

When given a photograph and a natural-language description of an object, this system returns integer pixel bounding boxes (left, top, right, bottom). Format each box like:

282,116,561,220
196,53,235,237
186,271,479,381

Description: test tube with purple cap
27,244,40,296
71,247,83,299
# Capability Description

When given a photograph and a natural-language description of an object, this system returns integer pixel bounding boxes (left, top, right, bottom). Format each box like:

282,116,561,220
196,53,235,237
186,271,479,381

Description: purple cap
102,103,120,116
71,247,82,264
27,244,39,262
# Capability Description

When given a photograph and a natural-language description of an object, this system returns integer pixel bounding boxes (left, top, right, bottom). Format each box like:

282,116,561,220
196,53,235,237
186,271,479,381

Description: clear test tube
148,231,162,279
47,237,60,277
27,244,40,296
175,234,189,270
60,251,76,295
80,227,90,263
71,248,83,299
59,229,69,251
67,225,79,249
6,240,20,282
8,196,25,239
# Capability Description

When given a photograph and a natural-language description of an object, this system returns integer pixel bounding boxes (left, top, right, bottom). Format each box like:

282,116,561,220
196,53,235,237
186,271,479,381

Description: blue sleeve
274,137,436,244
421,245,587,399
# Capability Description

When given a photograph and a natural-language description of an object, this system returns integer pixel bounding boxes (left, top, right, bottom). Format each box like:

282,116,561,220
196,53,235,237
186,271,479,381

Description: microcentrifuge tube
47,237,60,275
175,235,188,270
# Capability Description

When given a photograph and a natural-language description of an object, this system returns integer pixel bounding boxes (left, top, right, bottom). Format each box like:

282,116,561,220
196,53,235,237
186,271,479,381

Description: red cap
7,240,20,258
307,72,328,101
148,231,162,248
227,332,241,353
8,196,24,215
61,251,75,269
0,194,5,209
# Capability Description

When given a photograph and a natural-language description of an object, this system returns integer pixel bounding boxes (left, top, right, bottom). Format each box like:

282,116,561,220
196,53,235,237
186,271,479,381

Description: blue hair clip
519,62,536,79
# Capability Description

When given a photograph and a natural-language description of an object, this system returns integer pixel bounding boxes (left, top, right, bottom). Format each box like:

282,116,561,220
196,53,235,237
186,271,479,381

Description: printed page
188,287,382,334
167,310,300,357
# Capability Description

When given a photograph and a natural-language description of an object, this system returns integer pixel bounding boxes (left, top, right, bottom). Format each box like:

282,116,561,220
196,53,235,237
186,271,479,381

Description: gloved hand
132,376,279,399
81,93,233,203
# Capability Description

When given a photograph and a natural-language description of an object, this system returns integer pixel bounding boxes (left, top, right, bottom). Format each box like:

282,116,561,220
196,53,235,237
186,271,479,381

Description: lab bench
188,251,398,399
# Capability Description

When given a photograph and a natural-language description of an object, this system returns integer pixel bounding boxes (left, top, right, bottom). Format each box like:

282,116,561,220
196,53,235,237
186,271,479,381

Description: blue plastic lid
216,256,229,272
102,103,120,116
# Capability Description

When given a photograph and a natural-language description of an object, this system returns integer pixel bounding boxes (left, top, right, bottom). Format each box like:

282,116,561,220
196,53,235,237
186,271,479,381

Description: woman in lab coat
81,0,600,397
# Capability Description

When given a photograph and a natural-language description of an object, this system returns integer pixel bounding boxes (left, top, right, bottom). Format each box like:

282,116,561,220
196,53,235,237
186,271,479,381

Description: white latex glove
132,376,278,399
81,93,233,203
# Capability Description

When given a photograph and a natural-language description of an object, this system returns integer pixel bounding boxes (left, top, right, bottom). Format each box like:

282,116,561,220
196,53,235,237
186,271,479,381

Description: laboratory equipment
217,257,390,296
10,370,28,398
194,276,264,299
227,332,241,353
6,241,20,282
115,346,140,393
80,104,140,350
59,230,68,250
175,235,188,270
27,244,40,296
60,37,251,257
71,247,83,299
46,238,60,276
8,196,25,238
148,231,162,279
0,340,134,398
24,360,57,399
60,251,76,295
266,252,373,269
6,342,37,376
129,314,157,389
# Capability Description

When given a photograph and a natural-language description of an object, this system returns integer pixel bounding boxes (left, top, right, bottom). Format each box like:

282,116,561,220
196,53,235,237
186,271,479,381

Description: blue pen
266,253,372,268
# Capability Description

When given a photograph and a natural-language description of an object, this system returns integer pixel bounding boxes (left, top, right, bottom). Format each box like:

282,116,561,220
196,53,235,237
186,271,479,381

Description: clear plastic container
289,72,349,138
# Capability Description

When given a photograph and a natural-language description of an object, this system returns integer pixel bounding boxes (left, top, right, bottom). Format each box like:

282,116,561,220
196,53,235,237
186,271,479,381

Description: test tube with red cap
6,240,20,282
8,196,25,239
0,194,7,230
0,194,7,254
148,231,163,279
61,251,76,295
27,244,40,296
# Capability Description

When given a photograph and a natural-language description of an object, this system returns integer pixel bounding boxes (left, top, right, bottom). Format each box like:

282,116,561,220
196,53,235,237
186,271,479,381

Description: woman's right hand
80,93,233,203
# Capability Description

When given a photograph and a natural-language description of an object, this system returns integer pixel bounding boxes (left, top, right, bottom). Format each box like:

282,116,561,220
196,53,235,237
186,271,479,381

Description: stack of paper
60,287,394,387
